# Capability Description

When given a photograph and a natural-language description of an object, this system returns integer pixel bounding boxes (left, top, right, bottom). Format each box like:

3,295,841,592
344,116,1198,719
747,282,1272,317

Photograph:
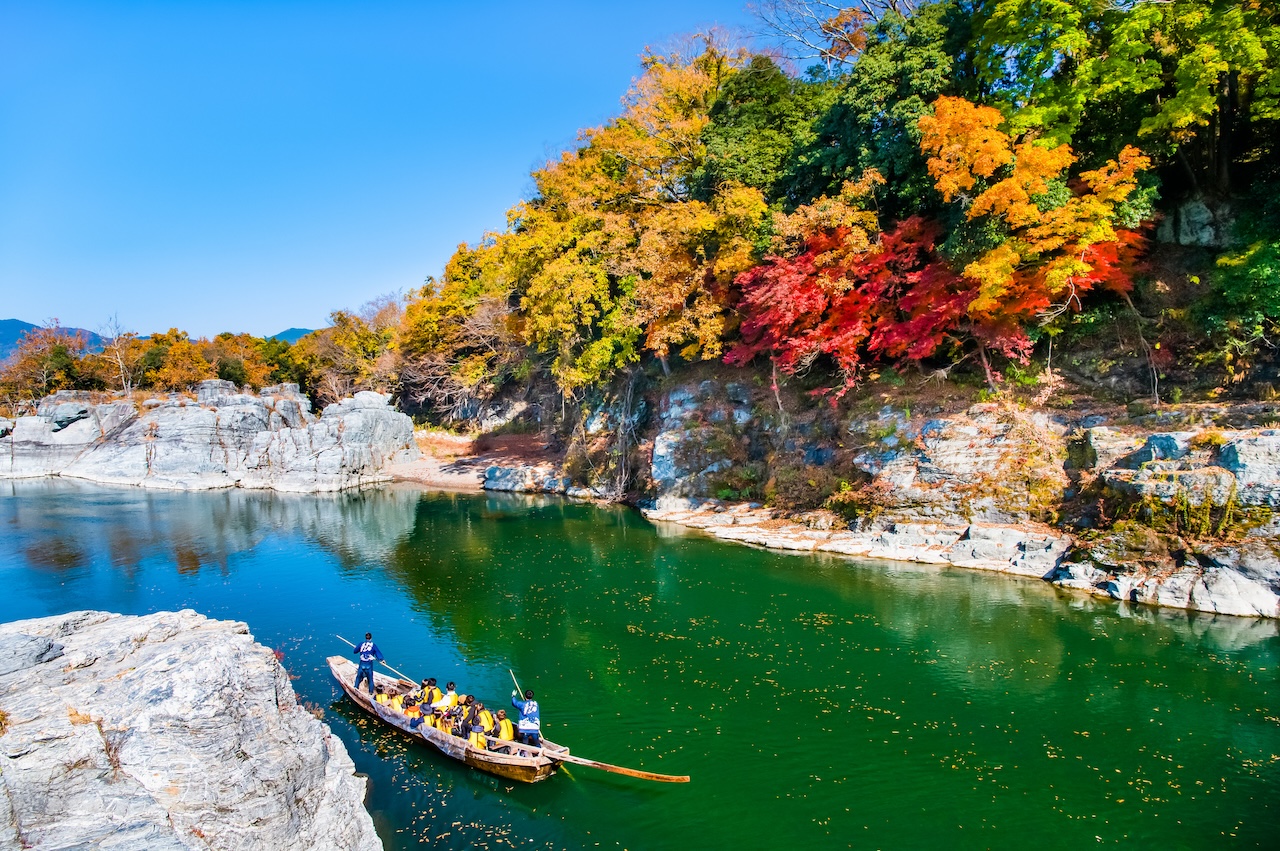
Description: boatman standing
352,632,383,696
511,688,541,748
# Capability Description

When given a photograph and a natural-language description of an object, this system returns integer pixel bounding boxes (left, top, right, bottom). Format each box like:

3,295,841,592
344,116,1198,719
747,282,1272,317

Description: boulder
0,610,380,851
0,381,418,492
483,464,570,494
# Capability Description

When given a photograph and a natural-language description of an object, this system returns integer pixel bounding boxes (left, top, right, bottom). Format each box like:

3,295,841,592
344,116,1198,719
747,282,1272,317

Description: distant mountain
269,327,315,345
0,319,103,362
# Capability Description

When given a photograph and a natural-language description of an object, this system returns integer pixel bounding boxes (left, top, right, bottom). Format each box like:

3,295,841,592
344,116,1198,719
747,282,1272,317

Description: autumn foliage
729,217,970,396
14,0,1280,412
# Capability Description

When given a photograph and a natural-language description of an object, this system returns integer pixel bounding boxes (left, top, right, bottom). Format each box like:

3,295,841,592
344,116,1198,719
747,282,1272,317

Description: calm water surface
1,479,1277,849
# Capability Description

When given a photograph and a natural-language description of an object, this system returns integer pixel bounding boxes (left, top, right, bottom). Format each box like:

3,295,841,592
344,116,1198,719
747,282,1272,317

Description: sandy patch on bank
386,431,564,491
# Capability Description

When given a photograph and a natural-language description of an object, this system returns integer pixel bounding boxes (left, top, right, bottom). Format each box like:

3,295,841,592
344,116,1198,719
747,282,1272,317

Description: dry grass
67,707,95,726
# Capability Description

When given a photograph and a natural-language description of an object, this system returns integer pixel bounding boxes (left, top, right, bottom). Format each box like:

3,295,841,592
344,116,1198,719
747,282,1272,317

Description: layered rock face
0,381,418,492
641,381,1280,619
0,610,380,851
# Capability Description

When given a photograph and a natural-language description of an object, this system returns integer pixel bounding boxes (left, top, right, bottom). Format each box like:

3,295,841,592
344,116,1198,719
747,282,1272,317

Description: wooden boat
328,655,569,783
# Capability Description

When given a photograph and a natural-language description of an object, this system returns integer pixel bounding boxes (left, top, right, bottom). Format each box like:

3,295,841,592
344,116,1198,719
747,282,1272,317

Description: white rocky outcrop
645,501,1071,578
0,609,380,851
483,464,571,495
0,381,418,492
643,381,1280,619
644,499,1280,618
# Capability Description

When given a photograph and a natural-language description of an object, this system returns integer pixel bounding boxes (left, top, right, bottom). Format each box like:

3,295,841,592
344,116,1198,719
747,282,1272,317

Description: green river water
1,479,1277,848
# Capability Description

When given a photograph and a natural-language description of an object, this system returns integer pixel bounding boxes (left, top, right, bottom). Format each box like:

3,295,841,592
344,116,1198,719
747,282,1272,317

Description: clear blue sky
0,0,760,338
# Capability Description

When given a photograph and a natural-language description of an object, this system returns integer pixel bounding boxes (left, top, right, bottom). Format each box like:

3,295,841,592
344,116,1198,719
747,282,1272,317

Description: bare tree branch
749,0,921,71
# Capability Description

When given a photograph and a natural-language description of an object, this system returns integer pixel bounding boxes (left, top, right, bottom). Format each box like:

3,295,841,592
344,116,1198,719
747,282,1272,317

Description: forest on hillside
5,0,1280,420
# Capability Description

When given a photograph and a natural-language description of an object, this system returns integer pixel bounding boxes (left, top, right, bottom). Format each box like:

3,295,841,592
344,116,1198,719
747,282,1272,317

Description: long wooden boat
328,655,569,783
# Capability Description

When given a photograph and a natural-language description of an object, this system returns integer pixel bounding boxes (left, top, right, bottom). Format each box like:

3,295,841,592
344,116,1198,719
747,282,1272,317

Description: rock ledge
0,609,380,851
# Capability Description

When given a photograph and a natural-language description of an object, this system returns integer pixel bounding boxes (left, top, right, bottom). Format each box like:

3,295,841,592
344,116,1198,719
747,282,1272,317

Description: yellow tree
508,36,753,390
151,337,215,391
918,96,1149,322
203,333,274,390
0,322,88,404
623,183,771,369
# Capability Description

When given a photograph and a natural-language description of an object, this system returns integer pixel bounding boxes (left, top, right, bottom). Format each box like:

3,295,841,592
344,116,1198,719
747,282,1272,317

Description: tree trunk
977,344,998,393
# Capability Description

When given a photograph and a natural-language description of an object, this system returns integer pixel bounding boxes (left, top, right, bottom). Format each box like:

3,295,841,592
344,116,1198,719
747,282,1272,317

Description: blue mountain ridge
0,319,103,362
268,328,314,344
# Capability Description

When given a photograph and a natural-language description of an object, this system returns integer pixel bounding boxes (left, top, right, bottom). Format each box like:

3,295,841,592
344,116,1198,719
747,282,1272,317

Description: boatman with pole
352,632,384,696
511,688,541,748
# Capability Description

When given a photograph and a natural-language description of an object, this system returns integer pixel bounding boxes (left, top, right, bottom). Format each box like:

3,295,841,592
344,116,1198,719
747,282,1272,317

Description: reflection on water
0,481,1277,849
1,478,420,577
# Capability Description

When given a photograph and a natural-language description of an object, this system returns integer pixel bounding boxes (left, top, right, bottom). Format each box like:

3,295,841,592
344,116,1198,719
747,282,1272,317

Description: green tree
783,2,956,215
694,55,835,201
968,0,1280,196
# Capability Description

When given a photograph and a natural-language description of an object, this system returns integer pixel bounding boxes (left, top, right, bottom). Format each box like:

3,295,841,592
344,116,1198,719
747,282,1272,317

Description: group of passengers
352,633,542,754
372,677,542,755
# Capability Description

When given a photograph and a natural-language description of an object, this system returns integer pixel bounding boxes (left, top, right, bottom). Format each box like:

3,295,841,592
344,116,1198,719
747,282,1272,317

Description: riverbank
386,431,563,491
399,379,1280,619
0,609,380,850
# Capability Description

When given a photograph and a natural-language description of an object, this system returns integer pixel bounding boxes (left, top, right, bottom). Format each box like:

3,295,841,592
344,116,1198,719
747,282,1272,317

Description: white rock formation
0,381,418,492
483,464,570,494
0,609,380,851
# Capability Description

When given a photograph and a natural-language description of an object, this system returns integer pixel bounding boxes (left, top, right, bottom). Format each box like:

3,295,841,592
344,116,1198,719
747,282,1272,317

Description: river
1,479,1277,848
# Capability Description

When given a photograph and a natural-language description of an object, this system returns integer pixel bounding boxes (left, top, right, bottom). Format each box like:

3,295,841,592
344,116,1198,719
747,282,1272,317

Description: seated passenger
490,709,515,753
431,681,458,714
475,703,494,735
404,698,422,719
453,695,474,738
419,677,443,706
389,693,405,713
374,687,390,706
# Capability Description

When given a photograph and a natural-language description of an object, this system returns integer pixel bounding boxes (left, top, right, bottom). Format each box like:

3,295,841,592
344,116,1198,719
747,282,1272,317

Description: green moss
1104,479,1275,540
1190,430,1229,450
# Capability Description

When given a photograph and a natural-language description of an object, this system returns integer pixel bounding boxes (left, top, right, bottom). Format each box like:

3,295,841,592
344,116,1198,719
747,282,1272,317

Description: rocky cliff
0,609,380,851
0,380,418,492
631,381,1280,618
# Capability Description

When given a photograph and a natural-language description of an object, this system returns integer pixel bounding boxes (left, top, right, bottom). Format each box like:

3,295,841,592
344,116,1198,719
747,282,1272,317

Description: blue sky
0,0,760,338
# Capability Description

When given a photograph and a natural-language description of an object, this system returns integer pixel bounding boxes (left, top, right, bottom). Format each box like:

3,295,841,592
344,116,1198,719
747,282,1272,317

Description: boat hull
327,655,562,783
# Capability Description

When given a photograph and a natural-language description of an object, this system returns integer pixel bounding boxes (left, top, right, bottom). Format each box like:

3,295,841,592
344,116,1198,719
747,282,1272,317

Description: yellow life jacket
390,694,404,712
420,712,436,729
374,693,389,705
469,729,487,749
496,718,514,741
477,709,494,733
424,686,442,706
432,691,457,712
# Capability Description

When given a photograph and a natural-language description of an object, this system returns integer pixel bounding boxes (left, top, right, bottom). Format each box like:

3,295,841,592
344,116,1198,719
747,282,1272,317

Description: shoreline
390,438,1280,620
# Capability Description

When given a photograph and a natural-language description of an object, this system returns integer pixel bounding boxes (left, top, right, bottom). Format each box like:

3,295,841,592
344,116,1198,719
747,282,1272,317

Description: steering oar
508,668,688,783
